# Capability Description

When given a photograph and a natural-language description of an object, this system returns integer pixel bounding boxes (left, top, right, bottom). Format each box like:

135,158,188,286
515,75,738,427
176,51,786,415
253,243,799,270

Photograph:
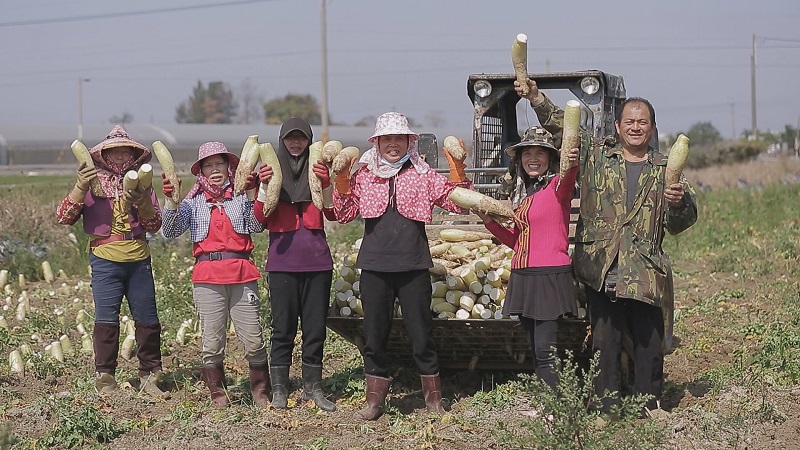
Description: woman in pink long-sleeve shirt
476,126,578,393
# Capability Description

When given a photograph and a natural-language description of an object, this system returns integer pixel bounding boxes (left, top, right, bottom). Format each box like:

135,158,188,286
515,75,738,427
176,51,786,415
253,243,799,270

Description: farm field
0,158,799,449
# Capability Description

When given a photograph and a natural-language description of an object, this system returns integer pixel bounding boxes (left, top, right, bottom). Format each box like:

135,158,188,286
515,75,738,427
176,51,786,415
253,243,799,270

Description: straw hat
90,125,148,154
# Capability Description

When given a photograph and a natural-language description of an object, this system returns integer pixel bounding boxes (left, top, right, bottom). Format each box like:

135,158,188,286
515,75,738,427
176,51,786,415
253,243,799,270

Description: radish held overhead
443,136,467,161
152,141,181,203
666,134,690,186
258,142,282,218
234,135,260,195
70,140,104,197
308,140,324,210
137,163,154,190
332,146,360,174
511,33,529,96
559,100,582,188
321,140,343,165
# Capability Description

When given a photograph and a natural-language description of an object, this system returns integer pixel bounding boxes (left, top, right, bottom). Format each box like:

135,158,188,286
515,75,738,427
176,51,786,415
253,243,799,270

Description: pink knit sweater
485,167,578,269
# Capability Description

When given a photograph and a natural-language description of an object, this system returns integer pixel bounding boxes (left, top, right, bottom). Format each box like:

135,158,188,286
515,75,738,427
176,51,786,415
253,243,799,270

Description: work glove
161,173,181,210
257,164,273,184
75,161,97,192
333,157,356,195
123,184,151,208
243,172,259,191
443,145,467,183
161,173,181,198
312,162,331,189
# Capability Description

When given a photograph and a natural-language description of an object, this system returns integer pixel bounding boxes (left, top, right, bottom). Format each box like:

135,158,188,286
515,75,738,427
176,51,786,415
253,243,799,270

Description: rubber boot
140,370,171,399
249,364,271,408
420,373,446,414
135,322,169,398
301,363,336,412
354,374,391,421
201,364,228,408
93,322,120,394
270,366,289,409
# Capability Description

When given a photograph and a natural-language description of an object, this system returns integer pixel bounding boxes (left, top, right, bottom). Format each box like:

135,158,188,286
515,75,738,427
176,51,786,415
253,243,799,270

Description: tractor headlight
580,77,600,95
474,80,492,98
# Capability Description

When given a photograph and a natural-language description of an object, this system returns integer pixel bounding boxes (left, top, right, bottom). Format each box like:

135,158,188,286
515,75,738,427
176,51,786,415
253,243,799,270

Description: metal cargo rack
326,206,590,371
326,316,590,371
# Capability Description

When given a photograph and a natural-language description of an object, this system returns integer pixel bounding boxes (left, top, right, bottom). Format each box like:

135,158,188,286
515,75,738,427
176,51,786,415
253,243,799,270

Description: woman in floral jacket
333,112,471,420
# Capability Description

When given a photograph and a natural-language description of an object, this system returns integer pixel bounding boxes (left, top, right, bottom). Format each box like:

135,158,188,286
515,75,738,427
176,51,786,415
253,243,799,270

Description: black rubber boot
270,366,290,409
301,364,336,412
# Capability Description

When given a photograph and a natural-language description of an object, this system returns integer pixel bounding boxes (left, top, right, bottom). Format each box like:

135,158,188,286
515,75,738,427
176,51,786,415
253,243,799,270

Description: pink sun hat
368,112,420,144
190,141,240,175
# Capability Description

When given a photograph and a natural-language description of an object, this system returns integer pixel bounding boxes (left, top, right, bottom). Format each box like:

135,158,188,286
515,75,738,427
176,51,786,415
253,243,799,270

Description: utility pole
796,114,799,158
320,0,330,142
750,34,758,139
729,103,736,140
77,77,90,140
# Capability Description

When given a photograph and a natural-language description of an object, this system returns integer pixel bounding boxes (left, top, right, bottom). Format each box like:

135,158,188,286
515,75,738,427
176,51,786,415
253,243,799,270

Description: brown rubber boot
354,374,391,420
135,322,169,398
93,322,120,394
200,364,228,408
301,363,336,412
420,373,446,414
249,364,271,408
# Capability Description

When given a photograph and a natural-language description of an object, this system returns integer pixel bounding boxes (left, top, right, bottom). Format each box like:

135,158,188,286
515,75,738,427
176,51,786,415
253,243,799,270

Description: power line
0,0,278,27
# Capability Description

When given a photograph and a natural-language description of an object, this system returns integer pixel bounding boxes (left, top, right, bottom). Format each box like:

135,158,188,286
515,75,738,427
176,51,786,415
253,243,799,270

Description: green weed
36,396,128,448
0,422,17,450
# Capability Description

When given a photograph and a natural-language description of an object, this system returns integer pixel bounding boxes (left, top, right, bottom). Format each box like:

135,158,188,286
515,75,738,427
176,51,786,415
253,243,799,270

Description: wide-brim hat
505,126,558,158
368,112,419,144
191,141,240,175
89,124,149,158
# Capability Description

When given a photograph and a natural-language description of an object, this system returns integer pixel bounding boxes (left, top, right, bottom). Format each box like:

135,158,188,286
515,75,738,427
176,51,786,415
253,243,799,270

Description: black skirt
502,265,578,320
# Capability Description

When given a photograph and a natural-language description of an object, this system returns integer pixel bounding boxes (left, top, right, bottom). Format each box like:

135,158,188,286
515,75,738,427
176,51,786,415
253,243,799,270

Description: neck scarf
186,169,235,200
358,141,429,179
93,152,135,199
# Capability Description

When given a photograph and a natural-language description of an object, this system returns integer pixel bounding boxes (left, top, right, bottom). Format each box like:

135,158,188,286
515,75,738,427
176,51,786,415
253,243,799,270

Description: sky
1,0,798,138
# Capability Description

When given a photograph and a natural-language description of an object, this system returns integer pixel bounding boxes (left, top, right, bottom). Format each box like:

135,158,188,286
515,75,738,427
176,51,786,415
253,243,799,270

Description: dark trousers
89,254,159,325
519,317,559,391
360,269,438,377
586,287,664,411
268,271,333,367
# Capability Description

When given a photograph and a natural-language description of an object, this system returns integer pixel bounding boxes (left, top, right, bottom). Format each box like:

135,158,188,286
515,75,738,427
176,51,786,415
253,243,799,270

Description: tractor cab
465,70,626,195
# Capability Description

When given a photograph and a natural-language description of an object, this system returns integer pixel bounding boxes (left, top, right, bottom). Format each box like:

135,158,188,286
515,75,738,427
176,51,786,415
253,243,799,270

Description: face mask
381,152,410,168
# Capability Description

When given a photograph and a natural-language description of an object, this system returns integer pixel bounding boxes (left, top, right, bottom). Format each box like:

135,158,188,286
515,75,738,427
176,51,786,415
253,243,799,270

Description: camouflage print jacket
533,94,698,306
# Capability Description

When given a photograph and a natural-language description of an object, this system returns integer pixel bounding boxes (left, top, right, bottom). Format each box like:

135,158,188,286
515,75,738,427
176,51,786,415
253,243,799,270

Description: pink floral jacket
333,165,472,223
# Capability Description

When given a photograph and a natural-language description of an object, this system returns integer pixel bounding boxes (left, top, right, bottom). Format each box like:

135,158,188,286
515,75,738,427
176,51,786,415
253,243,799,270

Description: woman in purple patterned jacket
57,125,168,397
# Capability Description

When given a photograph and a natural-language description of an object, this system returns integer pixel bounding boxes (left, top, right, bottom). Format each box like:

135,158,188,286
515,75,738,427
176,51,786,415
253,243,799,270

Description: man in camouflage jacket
516,79,698,413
